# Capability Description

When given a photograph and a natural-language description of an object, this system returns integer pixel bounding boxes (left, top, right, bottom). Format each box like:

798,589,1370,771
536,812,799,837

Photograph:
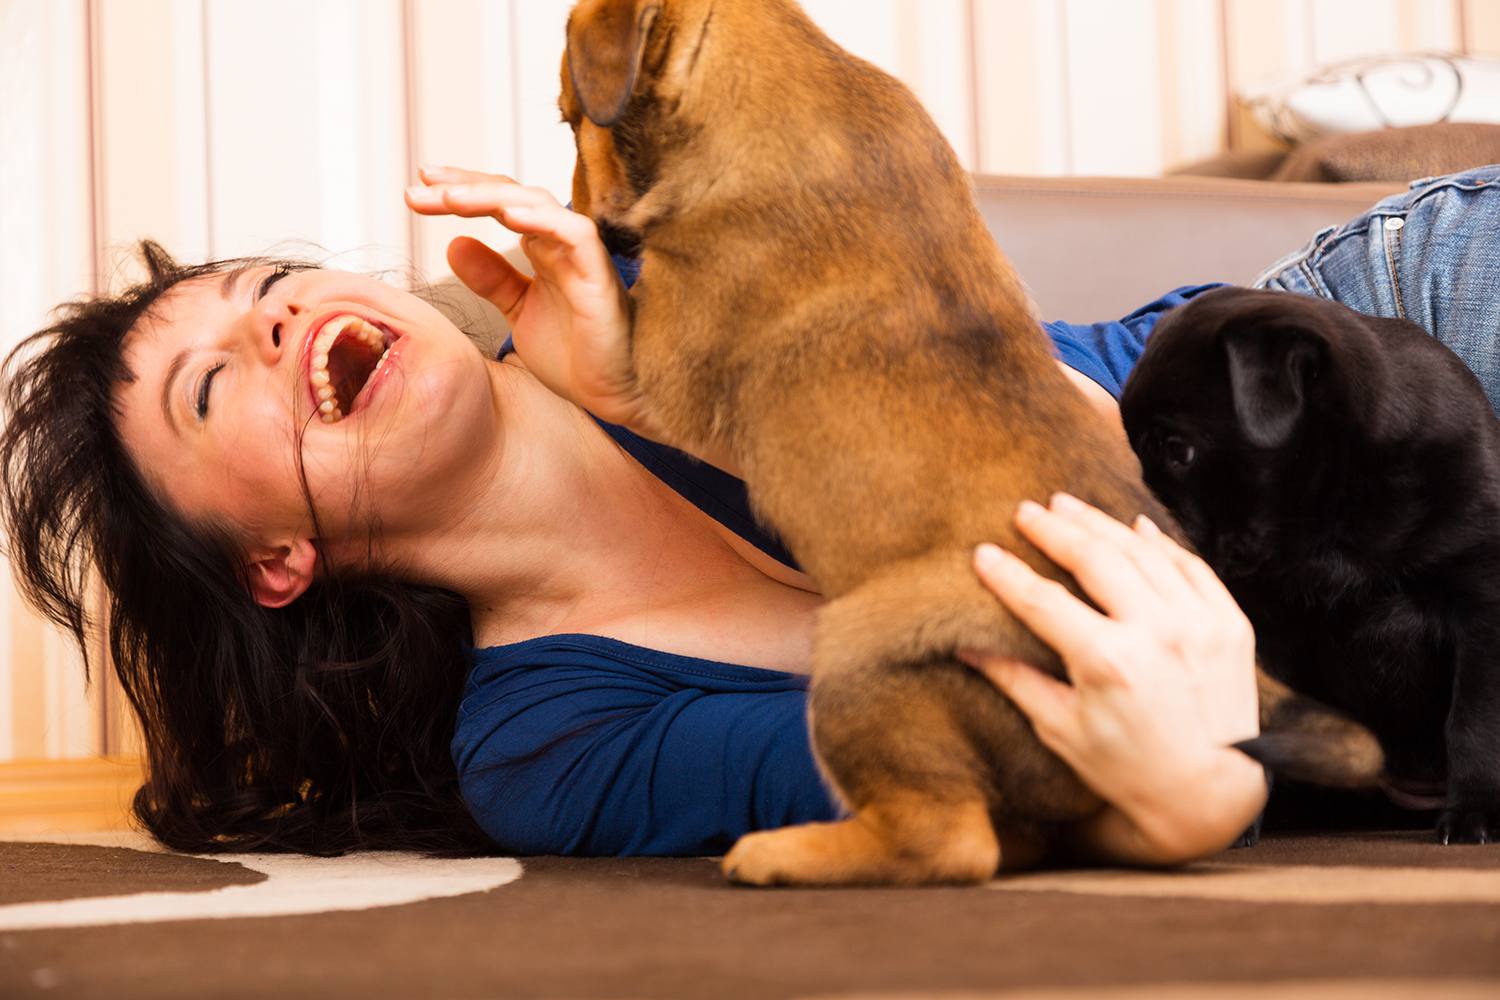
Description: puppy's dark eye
1163,436,1197,471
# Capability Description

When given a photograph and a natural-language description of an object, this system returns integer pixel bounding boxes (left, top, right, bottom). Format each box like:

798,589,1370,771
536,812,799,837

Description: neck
353,357,715,646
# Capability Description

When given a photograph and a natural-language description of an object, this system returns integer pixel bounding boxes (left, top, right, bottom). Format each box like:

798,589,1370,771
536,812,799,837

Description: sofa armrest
972,174,1404,322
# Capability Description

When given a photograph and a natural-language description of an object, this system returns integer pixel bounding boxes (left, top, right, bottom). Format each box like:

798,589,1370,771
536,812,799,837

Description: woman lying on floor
3,165,1494,863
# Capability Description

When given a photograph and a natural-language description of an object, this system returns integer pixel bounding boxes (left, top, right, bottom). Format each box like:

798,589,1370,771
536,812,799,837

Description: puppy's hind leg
722,786,998,887
722,553,1062,887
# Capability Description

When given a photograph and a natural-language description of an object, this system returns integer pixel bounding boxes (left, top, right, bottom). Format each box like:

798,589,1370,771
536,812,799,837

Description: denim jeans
1253,165,1500,414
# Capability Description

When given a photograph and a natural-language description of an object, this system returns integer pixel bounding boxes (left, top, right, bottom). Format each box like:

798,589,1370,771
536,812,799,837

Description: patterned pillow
1245,54,1500,143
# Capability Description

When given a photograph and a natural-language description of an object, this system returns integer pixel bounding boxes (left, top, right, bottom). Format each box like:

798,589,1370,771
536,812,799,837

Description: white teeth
306,313,390,424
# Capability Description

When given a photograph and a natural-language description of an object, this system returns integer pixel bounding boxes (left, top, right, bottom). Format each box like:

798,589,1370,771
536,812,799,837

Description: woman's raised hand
961,494,1267,864
404,166,656,433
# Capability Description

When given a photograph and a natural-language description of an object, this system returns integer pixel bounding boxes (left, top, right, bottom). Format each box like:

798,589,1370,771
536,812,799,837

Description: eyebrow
161,350,188,437
219,266,251,298
160,268,250,433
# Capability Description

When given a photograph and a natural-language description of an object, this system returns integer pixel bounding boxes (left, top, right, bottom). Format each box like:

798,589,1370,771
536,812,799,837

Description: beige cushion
1271,123,1500,182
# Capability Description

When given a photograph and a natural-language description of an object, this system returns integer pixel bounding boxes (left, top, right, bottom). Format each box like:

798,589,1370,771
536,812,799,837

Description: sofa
971,174,1404,323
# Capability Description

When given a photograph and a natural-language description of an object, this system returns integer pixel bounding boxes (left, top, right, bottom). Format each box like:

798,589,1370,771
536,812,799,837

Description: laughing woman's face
115,264,497,604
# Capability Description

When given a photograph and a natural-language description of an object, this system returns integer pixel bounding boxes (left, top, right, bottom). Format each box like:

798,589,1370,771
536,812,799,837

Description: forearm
1066,748,1269,867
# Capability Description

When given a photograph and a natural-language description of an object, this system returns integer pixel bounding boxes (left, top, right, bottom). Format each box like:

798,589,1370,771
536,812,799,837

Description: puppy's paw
1436,804,1497,845
721,830,792,886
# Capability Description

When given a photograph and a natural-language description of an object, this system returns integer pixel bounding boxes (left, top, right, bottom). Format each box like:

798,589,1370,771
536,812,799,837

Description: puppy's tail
1235,671,1385,788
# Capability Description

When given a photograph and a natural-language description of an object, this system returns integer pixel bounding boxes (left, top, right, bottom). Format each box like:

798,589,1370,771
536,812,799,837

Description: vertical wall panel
1466,0,1500,52
801,0,903,68
974,0,1072,174
407,0,521,277
1312,0,1402,65
895,0,977,168
203,0,408,271
93,0,210,282
1394,0,1460,51
1226,0,1316,93
510,0,577,200
1156,0,1228,169
1062,0,1168,175
0,0,96,761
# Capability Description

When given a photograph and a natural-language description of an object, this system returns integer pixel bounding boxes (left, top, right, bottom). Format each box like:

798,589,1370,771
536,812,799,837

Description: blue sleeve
1043,284,1226,399
452,663,840,856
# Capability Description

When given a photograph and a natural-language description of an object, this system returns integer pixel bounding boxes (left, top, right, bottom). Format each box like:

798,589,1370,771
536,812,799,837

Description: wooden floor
0,757,141,836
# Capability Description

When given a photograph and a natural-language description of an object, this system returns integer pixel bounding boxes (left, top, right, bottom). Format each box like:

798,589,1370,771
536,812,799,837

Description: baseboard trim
0,756,142,835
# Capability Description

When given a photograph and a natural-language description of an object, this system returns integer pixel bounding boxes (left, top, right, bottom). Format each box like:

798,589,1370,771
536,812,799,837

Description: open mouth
308,315,396,423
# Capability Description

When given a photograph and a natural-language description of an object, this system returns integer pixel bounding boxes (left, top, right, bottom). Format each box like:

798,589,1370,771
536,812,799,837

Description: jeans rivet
1384,216,1406,231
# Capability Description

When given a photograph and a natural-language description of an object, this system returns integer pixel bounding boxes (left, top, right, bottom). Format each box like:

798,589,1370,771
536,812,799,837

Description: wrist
1116,748,1269,864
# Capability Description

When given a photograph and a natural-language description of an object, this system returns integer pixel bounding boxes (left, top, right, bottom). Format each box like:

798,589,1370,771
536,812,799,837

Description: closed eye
195,363,226,420
257,264,292,299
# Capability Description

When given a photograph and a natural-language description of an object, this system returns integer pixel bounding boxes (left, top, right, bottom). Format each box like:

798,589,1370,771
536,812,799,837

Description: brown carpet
1,832,1496,999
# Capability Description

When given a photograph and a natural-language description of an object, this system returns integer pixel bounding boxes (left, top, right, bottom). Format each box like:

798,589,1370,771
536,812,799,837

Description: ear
245,538,319,609
1223,324,1326,448
566,0,661,127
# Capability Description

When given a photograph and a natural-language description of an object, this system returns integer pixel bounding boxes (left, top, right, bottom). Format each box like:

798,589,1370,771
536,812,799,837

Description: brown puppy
559,0,1379,885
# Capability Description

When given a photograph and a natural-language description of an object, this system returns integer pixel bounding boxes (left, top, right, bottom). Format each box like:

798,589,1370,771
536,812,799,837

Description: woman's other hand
404,166,657,434
960,493,1267,866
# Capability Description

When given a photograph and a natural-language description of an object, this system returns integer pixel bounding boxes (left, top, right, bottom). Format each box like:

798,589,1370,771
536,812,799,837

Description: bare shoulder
1056,362,1126,443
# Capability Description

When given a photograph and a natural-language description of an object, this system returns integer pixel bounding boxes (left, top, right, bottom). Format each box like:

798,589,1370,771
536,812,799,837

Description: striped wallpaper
2,0,1498,764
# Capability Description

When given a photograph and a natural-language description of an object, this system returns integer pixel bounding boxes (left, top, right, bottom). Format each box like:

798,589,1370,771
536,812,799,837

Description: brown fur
559,0,1378,885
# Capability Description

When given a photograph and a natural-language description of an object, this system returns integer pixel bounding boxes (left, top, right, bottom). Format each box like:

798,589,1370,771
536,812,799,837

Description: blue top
452,251,1223,855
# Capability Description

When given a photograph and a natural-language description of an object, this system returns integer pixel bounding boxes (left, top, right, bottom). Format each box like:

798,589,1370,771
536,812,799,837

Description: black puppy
1120,286,1500,845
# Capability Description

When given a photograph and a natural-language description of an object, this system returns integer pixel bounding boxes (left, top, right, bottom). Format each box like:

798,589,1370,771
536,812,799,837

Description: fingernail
1135,514,1162,536
444,184,475,199
974,543,1007,572
505,206,536,220
1050,492,1085,513
404,185,427,199
419,163,448,178
1016,499,1045,523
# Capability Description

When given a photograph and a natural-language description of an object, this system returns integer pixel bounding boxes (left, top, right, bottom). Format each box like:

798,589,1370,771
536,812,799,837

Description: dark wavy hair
0,241,490,854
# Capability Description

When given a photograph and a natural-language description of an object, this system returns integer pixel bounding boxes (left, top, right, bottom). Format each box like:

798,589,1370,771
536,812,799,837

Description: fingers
405,167,575,240
970,543,1122,687
446,237,531,320
405,179,556,223
1028,495,1204,622
418,164,514,186
958,650,1081,752
407,172,616,291
1011,498,1167,624
1137,516,1247,619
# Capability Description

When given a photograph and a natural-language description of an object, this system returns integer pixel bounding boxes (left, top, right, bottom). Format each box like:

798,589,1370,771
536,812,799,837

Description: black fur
1120,286,1500,845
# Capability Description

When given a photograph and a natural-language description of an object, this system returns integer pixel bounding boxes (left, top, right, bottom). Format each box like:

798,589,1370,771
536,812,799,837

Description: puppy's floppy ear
1223,323,1326,448
567,0,662,127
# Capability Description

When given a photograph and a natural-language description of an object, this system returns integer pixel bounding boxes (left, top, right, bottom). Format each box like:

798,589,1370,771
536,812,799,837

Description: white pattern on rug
0,832,522,931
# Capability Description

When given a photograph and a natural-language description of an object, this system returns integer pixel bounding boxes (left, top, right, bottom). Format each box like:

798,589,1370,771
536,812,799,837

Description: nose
250,298,304,366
